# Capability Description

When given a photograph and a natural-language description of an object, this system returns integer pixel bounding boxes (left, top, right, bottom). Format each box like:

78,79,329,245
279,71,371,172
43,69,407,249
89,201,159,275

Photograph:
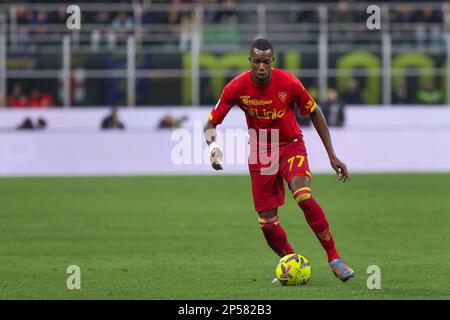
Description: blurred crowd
7,0,448,47
1,1,449,107
8,1,239,38
6,83,54,108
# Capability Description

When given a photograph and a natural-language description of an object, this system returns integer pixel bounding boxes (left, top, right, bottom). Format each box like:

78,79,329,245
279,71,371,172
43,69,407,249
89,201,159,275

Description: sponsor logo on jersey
240,95,286,120
243,106,287,120
240,95,272,106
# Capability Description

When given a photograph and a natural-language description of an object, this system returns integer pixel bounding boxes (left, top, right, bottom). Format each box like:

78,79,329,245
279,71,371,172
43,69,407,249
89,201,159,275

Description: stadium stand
0,1,449,107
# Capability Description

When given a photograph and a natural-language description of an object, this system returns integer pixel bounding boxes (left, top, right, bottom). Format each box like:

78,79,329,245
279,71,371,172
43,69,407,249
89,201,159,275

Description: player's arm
292,75,350,182
203,84,235,170
310,107,350,182
204,119,223,170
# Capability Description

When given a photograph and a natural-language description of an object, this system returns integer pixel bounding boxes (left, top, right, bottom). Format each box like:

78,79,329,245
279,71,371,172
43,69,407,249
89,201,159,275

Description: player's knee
258,215,279,229
289,175,311,192
293,187,312,204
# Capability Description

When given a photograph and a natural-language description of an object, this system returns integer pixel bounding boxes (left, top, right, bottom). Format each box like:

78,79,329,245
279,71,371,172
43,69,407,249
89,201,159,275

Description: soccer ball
275,253,312,286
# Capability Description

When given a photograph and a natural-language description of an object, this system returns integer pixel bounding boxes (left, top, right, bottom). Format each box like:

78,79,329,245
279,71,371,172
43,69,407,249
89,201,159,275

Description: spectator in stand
321,89,346,127
97,11,113,26
169,0,216,51
17,118,34,130
393,4,415,44
203,0,239,46
414,5,443,50
157,114,188,129
111,12,134,42
143,0,169,24
36,118,47,130
16,117,47,130
169,0,195,52
15,5,30,49
169,0,202,24
291,5,319,25
91,11,116,50
28,89,54,108
101,107,125,130
51,6,69,25
31,11,50,35
16,5,30,26
392,78,409,105
216,0,237,24
28,90,41,108
8,83,28,108
341,79,363,105
329,0,356,44
444,2,450,33
417,82,443,105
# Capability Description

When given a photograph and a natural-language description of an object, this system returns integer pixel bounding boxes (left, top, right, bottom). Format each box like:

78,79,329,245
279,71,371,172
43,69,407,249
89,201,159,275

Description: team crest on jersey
278,92,288,103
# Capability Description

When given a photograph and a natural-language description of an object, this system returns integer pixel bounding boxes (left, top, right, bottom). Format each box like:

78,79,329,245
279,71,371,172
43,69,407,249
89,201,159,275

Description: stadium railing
0,2,449,107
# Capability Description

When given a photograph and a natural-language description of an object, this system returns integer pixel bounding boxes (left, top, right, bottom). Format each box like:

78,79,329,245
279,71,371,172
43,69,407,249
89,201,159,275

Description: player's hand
330,156,350,182
210,147,223,170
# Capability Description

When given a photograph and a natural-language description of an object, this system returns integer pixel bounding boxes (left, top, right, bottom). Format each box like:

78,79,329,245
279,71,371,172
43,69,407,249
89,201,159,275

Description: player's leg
279,141,354,281
249,163,294,258
258,208,296,285
288,175,340,262
258,208,294,258
288,175,354,282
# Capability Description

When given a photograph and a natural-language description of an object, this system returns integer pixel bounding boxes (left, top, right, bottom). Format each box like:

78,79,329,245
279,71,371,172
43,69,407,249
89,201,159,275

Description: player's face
249,49,274,83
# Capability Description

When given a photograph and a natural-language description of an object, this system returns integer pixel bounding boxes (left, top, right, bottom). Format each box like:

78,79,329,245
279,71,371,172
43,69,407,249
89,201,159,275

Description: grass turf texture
0,173,449,300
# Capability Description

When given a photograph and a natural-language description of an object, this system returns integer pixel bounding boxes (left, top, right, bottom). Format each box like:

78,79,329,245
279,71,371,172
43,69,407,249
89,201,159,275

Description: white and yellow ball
275,253,312,286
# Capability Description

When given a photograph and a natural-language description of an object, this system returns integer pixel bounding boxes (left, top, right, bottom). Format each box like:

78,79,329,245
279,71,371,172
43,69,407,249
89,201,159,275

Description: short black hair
250,38,274,55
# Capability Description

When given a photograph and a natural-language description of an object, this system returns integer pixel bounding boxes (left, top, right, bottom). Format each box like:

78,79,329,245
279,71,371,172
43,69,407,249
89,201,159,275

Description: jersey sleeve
291,76,317,116
209,81,236,125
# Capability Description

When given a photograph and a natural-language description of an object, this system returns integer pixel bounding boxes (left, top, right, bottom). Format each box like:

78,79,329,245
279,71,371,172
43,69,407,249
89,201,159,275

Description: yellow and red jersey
209,69,317,149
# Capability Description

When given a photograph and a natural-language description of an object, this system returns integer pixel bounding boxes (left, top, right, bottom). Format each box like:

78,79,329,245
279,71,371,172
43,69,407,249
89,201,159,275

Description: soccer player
203,38,354,282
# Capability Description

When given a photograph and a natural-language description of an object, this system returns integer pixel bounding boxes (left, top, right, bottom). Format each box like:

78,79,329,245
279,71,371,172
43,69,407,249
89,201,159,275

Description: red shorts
248,140,311,212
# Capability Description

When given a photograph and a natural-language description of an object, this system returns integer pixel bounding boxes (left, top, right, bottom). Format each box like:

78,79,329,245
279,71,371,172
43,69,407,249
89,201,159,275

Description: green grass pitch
1,173,449,299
